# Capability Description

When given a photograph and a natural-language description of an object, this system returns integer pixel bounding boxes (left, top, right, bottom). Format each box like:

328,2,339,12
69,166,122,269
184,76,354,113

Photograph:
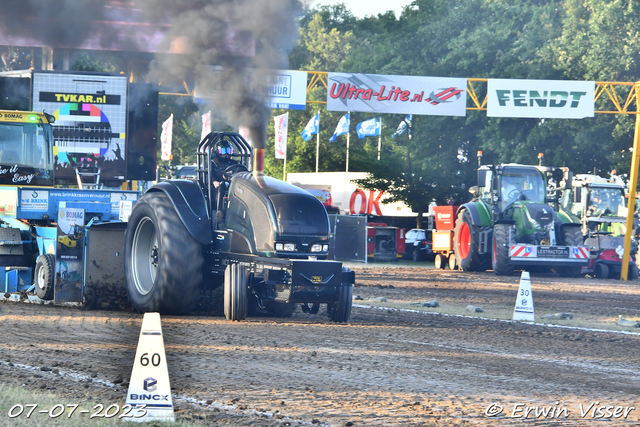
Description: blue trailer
0,110,138,308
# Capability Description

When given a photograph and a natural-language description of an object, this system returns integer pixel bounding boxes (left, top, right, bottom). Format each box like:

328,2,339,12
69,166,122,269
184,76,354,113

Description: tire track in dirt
1,268,640,426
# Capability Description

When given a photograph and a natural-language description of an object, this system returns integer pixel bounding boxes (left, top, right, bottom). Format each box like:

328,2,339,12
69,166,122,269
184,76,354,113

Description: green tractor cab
454,159,588,277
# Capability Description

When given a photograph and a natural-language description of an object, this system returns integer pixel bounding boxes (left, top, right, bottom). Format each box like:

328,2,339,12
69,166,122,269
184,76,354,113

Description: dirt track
1,266,640,426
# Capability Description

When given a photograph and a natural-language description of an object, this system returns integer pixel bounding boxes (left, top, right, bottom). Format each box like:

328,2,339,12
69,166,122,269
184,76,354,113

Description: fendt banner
487,79,595,119
327,73,467,116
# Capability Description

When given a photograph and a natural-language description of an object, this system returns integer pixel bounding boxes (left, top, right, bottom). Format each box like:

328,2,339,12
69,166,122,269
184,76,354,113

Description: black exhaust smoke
133,0,303,176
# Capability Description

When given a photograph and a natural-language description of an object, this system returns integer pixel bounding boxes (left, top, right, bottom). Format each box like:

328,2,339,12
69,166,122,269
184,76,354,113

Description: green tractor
454,157,589,276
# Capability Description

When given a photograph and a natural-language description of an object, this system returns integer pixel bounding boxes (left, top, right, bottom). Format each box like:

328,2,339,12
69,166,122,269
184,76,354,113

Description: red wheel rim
458,223,470,259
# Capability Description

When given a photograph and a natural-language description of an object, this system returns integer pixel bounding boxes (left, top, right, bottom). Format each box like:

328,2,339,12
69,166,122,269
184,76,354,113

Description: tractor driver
501,177,522,209
212,140,239,225
589,190,608,216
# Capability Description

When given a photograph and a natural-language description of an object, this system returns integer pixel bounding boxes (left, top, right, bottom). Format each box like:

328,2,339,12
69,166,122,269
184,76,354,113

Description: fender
457,201,492,227
147,181,213,245
556,208,580,224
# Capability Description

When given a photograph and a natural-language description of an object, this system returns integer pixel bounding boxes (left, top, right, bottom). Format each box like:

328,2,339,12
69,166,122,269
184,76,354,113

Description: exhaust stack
247,122,266,180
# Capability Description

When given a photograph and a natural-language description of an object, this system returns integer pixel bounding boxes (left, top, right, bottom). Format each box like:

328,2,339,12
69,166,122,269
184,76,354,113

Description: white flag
200,110,211,141
274,113,289,159
239,126,252,146
160,114,173,161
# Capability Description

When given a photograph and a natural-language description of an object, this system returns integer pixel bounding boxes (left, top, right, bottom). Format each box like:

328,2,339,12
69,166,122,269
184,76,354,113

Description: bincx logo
144,377,158,392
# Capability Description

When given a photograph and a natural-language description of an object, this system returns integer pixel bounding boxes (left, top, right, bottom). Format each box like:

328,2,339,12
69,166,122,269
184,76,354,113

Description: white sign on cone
125,313,175,422
513,271,535,321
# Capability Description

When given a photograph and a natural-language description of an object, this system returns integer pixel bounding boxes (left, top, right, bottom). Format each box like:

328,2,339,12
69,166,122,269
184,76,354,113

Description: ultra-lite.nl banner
326,73,467,116
487,79,595,119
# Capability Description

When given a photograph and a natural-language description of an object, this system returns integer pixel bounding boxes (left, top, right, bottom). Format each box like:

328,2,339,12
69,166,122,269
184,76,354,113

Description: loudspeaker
126,83,158,181
0,77,31,110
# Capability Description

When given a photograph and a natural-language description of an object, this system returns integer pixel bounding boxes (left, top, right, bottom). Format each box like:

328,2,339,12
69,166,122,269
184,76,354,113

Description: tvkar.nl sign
487,79,595,119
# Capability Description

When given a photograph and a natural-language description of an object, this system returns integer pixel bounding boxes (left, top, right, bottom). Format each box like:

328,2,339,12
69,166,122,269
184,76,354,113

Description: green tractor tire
492,224,514,276
554,226,584,278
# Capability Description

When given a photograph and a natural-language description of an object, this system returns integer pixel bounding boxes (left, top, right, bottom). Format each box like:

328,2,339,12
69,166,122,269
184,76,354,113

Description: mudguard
458,201,492,227
147,180,212,245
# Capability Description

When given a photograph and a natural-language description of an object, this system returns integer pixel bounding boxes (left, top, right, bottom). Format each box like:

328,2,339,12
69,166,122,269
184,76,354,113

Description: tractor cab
477,164,548,214
0,110,54,186
561,174,627,220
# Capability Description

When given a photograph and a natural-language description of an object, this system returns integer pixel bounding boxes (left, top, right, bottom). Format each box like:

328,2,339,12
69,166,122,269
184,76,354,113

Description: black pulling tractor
124,132,355,321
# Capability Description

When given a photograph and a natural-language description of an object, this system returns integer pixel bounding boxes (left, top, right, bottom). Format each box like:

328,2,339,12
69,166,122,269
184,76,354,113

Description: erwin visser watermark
484,402,636,419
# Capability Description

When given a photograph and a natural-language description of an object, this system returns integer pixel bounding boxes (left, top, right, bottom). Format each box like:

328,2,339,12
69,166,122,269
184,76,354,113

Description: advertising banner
160,114,173,161
274,113,288,159
263,70,308,110
487,79,595,119
55,204,84,303
200,110,211,141
195,69,308,110
326,73,467,116
32,72,128,183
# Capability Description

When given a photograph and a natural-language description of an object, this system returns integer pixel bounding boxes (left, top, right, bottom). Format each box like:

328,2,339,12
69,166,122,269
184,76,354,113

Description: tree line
162,0,640,219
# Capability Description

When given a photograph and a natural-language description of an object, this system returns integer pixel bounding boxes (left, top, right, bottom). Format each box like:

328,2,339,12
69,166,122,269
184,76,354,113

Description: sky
309,0,415,19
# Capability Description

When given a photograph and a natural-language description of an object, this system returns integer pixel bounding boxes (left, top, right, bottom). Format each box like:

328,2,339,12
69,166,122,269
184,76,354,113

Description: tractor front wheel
492,224,514,276
125,191,203,314
554,227,584,278
224,263,248,321
328,268,353,323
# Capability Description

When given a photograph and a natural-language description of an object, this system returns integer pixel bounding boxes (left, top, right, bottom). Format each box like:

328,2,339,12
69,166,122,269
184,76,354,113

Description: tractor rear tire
328,268,353,323
125,191,203,314
454,209,488,271
554,226,584,278
628,264,639,280
34,254,55,300
492,224,514,276
224,263,248,321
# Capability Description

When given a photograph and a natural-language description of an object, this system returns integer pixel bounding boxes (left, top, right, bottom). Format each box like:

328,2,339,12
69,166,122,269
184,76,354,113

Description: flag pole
377,117,382,161
346,112,350,172
283,153,287,181
315,130,320,173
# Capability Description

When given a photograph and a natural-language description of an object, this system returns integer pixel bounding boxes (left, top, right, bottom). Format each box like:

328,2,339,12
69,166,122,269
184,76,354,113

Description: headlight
323,244,329,252
276,243,297,251
311,244,323,252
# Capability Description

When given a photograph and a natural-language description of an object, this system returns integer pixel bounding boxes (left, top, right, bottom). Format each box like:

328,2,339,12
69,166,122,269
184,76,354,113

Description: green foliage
71,53,117,73
68,0,640,211
278,0,640,214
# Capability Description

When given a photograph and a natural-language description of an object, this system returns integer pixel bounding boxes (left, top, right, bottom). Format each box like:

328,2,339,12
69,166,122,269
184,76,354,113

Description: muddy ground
1,265,640,426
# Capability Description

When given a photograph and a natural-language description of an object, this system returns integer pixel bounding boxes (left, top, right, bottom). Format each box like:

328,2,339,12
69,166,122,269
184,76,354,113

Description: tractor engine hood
226,173,331,256
513,202,555,232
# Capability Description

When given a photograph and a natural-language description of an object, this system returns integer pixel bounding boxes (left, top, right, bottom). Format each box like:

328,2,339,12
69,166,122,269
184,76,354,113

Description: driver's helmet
215,140,233,160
